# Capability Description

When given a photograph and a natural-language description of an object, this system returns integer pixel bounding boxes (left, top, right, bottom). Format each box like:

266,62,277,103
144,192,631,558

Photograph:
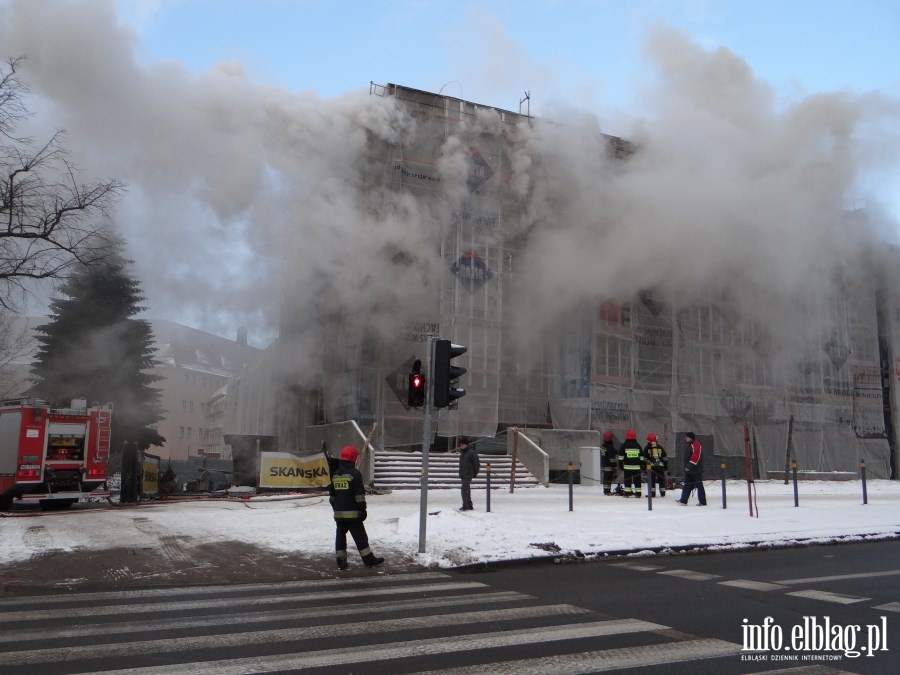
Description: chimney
237,325,248,347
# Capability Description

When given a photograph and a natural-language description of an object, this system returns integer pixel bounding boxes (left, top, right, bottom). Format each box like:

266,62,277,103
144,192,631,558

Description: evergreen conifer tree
30,241,165,451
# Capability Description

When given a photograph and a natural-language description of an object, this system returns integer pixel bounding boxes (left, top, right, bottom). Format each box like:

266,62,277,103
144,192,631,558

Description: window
179,426,184,438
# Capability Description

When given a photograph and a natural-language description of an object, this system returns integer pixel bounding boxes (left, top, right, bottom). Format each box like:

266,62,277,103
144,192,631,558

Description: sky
1,479,898,570
1,0,898,349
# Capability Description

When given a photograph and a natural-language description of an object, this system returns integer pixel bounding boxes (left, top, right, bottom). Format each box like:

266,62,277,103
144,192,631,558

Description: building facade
225,84,897,479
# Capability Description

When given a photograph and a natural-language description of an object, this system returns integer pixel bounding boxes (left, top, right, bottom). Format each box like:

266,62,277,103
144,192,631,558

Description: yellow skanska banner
258,452,330,489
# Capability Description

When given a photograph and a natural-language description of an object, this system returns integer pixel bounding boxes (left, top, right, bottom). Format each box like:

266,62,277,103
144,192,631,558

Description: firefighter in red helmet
644,433,669,497
600,431,619,495
617,429,646,497
328,445,384,570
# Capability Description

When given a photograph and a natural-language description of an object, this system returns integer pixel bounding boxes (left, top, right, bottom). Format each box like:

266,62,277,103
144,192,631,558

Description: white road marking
0,580,488,622
611,563,664,571
0,591,529,642
657,569,722,581
1,604,592,666
410,638,742,673
718,579,788,591
0,570,453,607
786,590,870,604
773,569,900,585
80,618,669,675
872,601,900,612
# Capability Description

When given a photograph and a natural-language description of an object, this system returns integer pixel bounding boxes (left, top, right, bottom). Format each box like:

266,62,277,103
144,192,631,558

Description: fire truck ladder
96,406,112,458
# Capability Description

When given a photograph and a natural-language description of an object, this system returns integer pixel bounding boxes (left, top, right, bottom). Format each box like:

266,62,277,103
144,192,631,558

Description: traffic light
432,339,467,408
407,358,426,408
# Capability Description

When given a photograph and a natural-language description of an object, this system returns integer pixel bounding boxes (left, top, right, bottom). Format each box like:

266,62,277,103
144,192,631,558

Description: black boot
363,553,385,567
336,557,348,570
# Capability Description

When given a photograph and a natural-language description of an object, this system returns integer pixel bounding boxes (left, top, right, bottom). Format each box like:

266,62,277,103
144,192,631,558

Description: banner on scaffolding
258,452,331,489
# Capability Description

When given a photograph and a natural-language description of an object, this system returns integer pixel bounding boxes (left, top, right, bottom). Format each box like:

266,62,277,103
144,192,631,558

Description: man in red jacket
676,431,707,506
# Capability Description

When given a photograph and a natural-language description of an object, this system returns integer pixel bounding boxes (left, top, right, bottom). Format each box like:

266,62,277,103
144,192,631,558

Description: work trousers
649,468,667,496
622,468,642,496
335,521,373,559
601,469,617,494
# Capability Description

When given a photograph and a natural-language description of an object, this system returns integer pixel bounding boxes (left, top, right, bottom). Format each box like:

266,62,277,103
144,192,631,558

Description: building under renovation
220,83,899,481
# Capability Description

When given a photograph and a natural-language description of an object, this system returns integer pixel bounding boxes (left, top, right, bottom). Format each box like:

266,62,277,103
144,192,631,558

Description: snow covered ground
1,480,898,569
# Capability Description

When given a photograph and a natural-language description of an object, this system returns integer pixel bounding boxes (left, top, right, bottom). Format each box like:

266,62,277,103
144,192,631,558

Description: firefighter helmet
647,433,657,442
603,431,613,442
625,429,637,440
340,446,360,462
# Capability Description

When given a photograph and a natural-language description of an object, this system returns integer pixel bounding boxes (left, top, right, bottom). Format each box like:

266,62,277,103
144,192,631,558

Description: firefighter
617,429,646,497
644,433,668,497
328,445,384,570
600,431,619,495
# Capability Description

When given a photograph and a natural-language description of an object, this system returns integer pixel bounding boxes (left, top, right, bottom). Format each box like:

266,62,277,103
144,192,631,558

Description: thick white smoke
1,1,897,367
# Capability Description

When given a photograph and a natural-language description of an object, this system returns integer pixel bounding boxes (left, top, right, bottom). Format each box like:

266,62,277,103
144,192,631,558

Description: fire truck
0,399,112,509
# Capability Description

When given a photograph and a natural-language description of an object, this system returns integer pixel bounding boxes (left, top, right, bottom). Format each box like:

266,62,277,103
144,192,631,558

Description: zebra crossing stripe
657,569,722,581
1,604,592,666
410,637,742,673
0,580,488,622
786,590,870,604
0,591,528,643
717,579,787,591
873,602,900,612
67,618,669,675
773,569,900,585
0,571,453,607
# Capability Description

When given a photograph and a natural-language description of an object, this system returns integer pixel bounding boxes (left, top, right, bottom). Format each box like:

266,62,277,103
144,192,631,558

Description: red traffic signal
408,359,426,408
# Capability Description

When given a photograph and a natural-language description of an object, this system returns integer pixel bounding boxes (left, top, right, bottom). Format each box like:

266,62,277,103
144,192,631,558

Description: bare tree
0,309,36,398
0,57,124,309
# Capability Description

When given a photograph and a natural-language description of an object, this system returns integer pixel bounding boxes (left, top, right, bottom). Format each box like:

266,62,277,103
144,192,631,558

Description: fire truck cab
0,399,112,509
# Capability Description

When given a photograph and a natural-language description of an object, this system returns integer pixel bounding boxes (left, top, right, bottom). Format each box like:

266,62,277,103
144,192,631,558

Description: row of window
178,427,212,440
180,400,212,414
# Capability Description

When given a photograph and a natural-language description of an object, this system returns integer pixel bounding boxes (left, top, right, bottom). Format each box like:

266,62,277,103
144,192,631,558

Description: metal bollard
792,459,799,507
860,460,867,505
721,460,727,509
486,463,492,512
568,462,574,512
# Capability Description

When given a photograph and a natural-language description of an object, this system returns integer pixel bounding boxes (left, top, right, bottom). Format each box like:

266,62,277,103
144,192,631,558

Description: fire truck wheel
39,499,77,510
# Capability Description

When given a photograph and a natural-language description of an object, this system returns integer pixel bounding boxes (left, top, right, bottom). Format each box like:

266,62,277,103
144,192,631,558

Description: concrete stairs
373,450,541,490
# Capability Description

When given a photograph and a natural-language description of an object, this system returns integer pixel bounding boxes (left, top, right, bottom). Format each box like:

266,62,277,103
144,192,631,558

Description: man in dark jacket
676,432,707,506
600,431,619,496
644,433,668,497
458,436,480,511
617,429,645,497
329,445,384,569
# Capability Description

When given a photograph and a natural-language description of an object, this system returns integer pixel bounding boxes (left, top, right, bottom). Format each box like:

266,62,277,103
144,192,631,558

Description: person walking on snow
676,432,707,506
328,445,384,569
600,431,619,496
617,429,645,497
458,436,480,510
644,433,668,497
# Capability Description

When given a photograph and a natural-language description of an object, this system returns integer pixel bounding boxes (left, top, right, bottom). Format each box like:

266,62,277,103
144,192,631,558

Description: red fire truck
0,399,112,509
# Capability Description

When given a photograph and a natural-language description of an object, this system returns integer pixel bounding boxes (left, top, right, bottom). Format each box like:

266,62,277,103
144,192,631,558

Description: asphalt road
1,539,897,673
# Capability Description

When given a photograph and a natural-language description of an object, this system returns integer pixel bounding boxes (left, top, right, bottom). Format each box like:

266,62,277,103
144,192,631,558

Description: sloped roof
147,319,262,375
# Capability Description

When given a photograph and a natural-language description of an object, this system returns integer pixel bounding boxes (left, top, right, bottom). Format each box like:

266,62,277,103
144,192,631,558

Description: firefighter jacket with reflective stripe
617,439,646,471
644,442,668,469
600,440,618,472
328,460,367,521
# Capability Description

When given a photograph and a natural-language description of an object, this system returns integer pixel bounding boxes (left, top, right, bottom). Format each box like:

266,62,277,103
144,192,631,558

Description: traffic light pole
418,335,434,554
